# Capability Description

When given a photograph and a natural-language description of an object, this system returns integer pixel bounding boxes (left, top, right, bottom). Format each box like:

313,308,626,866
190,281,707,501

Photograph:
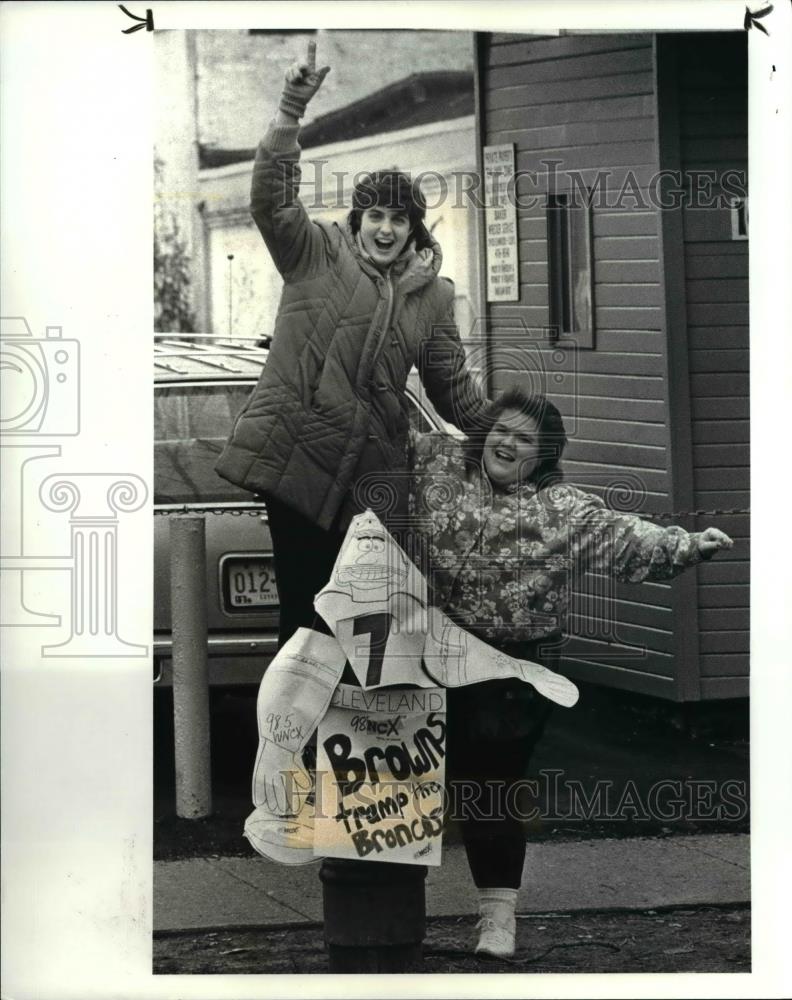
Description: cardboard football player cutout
314,511,433,689
423,607,580,708
247,512,580,865
245,628,347,865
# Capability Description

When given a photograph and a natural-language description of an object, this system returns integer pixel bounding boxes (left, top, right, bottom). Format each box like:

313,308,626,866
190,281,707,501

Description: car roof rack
154,336,269,377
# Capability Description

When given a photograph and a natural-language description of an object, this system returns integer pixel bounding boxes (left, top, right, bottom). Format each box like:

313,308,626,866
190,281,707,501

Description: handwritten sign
314,685,447,866
483,143,519,302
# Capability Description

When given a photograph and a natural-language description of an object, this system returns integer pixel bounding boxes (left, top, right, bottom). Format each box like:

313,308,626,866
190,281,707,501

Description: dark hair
466,385,568,488
349,170,431,248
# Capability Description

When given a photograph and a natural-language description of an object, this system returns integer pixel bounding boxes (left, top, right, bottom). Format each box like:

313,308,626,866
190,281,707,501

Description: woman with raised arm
216,41,488,647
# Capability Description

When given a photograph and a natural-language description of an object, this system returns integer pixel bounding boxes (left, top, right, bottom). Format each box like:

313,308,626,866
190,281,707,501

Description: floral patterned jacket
409,432,705,644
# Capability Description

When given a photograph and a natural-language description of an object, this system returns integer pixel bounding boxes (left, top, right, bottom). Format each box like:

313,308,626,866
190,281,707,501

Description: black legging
263,495,346,647
445,644,558,889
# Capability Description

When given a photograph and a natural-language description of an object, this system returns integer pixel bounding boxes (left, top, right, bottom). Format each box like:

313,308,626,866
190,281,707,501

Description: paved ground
154,833,749,932
153,832,750,974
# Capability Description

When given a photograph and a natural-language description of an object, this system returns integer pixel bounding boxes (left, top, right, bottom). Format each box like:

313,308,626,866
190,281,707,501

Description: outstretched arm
570,491,733,583
251,40,331,281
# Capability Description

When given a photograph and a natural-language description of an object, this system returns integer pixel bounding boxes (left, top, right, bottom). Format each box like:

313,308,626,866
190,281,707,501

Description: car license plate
222,556,279,610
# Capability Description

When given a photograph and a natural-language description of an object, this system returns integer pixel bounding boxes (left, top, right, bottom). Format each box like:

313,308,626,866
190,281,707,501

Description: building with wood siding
475,31,749,701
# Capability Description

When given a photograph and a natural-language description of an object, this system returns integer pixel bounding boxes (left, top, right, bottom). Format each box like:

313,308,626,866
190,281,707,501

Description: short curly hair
467,385,568,488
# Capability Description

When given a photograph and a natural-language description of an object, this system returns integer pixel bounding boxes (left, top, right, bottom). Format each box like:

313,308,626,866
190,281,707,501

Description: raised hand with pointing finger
279,39,331,120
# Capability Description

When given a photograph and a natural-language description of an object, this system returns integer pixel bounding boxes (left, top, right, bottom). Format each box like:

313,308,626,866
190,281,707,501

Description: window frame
546,192,595,349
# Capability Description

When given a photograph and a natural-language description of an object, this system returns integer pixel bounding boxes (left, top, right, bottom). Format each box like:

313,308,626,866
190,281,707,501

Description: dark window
547,194,594,348
154,383,254,504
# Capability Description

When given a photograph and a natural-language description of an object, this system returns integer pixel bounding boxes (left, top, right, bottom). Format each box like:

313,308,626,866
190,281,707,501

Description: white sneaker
474,915,516,958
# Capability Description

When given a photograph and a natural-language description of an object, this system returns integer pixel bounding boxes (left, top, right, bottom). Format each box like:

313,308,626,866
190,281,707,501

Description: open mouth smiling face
359,207,412,266
482,408,541,489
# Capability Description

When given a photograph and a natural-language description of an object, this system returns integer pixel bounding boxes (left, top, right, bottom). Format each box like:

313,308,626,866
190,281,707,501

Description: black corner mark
744,3,774,34
119,4,154,33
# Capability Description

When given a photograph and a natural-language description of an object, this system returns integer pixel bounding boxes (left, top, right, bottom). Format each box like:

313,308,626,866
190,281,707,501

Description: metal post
170,514,212,818
227,254,234,336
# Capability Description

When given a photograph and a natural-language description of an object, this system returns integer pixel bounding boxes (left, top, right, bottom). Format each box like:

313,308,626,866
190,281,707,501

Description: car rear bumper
153,633,279,687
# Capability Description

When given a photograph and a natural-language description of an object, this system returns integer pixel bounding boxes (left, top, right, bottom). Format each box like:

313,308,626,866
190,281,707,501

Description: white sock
478,887,518,925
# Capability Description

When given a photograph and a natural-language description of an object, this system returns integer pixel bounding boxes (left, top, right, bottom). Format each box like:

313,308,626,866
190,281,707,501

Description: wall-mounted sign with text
483,143,519,302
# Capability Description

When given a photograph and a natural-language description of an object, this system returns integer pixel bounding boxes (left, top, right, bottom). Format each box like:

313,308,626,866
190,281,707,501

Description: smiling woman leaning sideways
409,385,733,958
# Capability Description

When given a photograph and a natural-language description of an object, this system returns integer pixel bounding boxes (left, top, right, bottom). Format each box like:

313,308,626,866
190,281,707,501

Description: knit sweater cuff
263,121,301,154
687,532,706,564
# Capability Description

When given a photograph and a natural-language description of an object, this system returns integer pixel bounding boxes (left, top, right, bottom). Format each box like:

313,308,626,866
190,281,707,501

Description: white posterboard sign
315,685,447,866
483,143,520,302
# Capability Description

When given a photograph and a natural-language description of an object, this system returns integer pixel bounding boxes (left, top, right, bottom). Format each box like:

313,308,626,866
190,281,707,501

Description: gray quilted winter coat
215,122,487,530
